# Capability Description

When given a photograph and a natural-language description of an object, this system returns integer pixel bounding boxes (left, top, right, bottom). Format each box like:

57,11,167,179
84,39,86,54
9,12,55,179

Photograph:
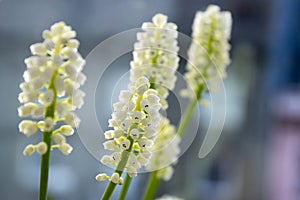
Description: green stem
177,97,198,137
39,71,58,200
38,35,62,200
101,179,117,200
141,99,197,199
39,130,52,200
141,99,198,199
118,173,132,200
177,83,204,137
142,171,161,200
39,114,55,200
142,85,204,199
101,137,134,200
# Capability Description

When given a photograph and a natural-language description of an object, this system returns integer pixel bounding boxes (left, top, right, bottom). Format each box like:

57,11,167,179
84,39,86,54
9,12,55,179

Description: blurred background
1,0,300,199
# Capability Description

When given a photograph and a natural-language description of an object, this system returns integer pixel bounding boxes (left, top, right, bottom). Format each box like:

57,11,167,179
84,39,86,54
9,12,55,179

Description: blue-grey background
1,0,300,199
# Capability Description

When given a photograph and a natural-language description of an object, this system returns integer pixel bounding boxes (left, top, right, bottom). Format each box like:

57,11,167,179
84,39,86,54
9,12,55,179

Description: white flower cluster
96,77,161,181
18,21,86,156
146,117,180,181
181,5,232,99
130,13,179,109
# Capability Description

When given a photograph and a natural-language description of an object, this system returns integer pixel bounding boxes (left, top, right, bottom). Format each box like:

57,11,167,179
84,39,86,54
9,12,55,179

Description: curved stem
101,137,134,200
142,171,161,200
118,173,132,200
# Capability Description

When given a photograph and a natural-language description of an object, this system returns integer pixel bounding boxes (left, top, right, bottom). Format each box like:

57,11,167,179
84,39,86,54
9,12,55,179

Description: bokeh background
1,0,300,200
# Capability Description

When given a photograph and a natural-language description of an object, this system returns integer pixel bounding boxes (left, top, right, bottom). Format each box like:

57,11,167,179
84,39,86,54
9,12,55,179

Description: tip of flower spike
50,21,67,34
152,13,168,27
207,4,221,12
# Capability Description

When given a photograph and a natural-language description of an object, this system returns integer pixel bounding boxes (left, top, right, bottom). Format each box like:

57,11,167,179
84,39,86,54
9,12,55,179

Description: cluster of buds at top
18,22,86,156
181,5,232,99
96,77,161,180
130,13,179,109
146,116,180,181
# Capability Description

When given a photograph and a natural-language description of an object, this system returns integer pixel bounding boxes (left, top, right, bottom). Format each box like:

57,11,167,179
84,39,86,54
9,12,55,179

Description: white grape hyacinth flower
181,5,232,99
96,77,161,181
130,13,179,109
146,116,180,181
18,21,86,156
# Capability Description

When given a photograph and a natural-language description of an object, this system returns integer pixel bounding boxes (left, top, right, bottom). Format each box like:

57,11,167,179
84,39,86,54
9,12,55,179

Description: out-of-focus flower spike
181,5,232,99
146,116,180,181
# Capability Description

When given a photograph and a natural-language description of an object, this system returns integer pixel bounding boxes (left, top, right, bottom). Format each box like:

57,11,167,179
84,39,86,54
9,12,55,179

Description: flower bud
58,143,73,155
36,142,47,155
23,144,35,156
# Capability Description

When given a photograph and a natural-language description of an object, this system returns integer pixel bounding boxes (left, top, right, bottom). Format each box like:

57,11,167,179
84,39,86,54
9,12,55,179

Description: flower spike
181,5,232,99
18,21,86,155
147,116,180,181
97,77,161,179
130,13,180,109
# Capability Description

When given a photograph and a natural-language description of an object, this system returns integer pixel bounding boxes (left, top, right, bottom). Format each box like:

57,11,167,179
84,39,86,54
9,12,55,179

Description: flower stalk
101,136,134,200
97,13,179,200
39,71,57,200
18,21,86,200
118,174,132,200
97,77,161,199
142,171,161,200
114,13,180,200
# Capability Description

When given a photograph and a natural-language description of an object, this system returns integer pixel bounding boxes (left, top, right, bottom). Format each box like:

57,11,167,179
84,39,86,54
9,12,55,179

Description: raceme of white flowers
96,77,161,183
146,116,180,181
181,5,232,99
18,21,86,156
130,13,179,109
